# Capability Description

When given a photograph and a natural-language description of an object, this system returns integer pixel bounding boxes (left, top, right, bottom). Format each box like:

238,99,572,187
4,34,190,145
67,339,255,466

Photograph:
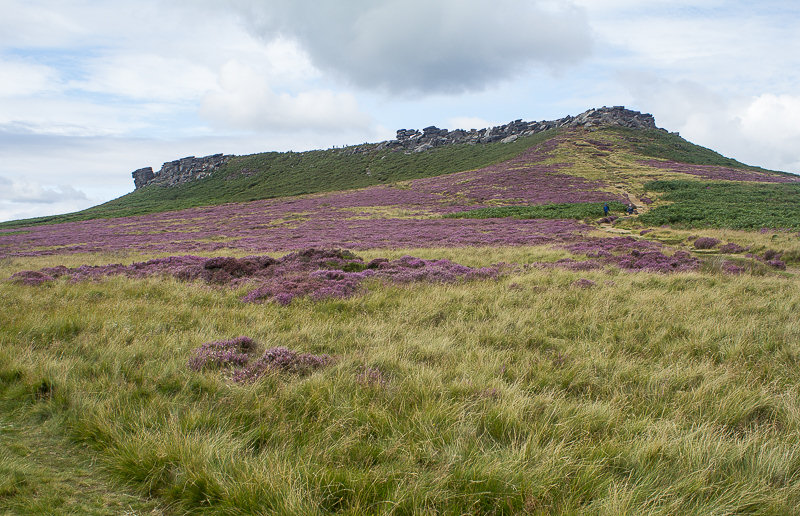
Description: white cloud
625,76,800,173
221,0,592,94
0,175,87,204
200,61,371,131
72,54,218,102
0,59,60,97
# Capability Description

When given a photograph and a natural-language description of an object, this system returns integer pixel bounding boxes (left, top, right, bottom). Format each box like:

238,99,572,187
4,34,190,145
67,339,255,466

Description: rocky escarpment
133,154,231,190
132,106,657,189
373,106,658,154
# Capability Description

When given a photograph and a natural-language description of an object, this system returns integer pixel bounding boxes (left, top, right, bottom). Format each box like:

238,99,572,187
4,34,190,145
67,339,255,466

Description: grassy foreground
2,246,800,514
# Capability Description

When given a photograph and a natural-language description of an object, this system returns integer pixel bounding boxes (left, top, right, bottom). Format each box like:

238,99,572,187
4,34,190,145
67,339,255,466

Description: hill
1,106,795,230
2,107,800,514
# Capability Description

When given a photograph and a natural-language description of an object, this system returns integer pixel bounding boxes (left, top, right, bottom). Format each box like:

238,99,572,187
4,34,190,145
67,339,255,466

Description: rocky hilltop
132,106,657,190
377,105,657,154
133,154,231,190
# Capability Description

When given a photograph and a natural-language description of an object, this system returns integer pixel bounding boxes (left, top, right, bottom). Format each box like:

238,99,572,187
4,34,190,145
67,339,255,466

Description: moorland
2,110,800,514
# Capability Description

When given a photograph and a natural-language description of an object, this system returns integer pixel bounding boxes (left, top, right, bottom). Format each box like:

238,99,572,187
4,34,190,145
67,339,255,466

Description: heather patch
186,336,332,381
722,261,746,274
0,207,590,259
766,259,787,270
693,237,720,250
187,336,257,371
232,347,334,382
11,270,56,286
9,248,503,305
564,237,701,273
241,250,502,305
640,159,800,183
719,242,747,254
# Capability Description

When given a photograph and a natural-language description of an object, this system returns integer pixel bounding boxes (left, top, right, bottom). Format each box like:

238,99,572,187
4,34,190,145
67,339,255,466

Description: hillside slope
4,109,800,514
1,106,795,230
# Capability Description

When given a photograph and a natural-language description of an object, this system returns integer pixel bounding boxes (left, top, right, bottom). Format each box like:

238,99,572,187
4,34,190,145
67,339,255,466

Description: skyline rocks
132,106,658,190
133,154,231,190
380,106,658,154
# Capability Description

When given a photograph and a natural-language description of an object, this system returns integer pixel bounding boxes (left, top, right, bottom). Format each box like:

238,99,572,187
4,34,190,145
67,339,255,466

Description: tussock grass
2,246,800,513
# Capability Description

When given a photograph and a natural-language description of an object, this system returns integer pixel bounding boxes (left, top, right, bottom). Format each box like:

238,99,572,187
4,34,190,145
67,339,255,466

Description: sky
1,0,799,222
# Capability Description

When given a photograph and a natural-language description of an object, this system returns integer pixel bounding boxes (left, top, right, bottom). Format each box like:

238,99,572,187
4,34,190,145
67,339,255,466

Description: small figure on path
603,203,609,216
626,204,635,215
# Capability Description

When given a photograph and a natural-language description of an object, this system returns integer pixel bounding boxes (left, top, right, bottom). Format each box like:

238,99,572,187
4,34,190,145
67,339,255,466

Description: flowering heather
241,250,502,305
564,237,700,273
766,259,787,270
232,347,333,382
722,261,746,275
0,139,610,259
719,242,747,254
10,248,503,305
693,237,720,250
187,336,257,371
10,270,56,285
640,159,800,183
572,278,596,288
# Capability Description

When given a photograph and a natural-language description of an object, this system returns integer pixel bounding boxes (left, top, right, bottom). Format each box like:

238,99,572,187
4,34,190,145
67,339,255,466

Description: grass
612,127,764,169
3,122,800,512
2,245,800,514
445,201,627,220
639,180,800,229
0,131,558,229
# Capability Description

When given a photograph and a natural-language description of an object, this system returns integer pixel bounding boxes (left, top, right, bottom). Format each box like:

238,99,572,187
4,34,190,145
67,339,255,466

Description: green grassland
638,180,800,229
2,244,800,514
445,202,628,220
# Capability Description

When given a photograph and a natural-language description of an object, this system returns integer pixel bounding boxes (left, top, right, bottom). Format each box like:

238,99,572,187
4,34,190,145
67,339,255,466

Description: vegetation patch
187,336,257,370
561,236,701,273
639,180,800,229
10,248,503,305
232,346,334,382
445,201,627,220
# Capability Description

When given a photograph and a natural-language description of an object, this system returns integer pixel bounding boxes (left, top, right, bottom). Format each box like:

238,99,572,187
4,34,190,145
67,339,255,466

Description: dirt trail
597,182,651,235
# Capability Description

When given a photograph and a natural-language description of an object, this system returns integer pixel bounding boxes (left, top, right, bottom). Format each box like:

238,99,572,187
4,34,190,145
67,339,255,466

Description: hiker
626,204,634,215
603,203,609,216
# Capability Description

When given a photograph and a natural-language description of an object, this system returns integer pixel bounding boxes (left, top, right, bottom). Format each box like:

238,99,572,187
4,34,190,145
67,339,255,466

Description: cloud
222,0,592,94
0,59,61,97
624,75,800,174
72,54,218,102
200,61,371,131
0,175,88,204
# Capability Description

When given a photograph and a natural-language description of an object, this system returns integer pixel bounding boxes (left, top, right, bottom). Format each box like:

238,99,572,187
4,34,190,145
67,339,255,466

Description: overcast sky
1,0,799,222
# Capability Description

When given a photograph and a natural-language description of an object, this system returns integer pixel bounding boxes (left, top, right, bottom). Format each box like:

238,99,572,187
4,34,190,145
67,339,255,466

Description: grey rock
132,154,231,190
132,167,155,189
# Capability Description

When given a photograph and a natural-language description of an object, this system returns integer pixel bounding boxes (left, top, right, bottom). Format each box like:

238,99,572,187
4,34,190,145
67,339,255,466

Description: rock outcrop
132,167,155,189
132,154,231,190
132,107,658,189
376,106,658,154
